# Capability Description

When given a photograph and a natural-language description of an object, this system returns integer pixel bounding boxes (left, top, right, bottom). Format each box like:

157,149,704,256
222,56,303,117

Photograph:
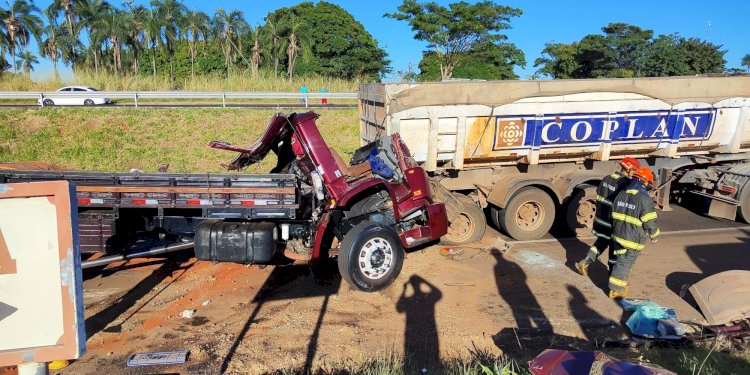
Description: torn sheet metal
689,270,750,325
528,349,676,375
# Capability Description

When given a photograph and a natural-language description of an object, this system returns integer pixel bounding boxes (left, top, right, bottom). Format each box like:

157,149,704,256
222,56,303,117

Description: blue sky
30,0,750,81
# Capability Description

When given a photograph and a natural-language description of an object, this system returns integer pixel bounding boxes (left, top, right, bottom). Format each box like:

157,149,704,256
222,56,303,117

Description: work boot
575,261,589,276
608,288,628,299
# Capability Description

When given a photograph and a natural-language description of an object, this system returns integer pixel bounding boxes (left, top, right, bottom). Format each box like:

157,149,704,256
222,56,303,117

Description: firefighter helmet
633,167,654,183
619,157,640,171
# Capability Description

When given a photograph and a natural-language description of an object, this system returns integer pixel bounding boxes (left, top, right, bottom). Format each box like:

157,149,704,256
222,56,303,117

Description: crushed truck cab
209,111,447,290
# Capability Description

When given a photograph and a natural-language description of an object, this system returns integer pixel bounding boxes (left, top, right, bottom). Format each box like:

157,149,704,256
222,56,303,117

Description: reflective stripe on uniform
611,174,620,180
609,277,628,287
613,249,627,255
612,212,643,226
641,212,657,222
594,217,612,228
589,246,599,255
596,195,613,206
608,259,617,264
651,229,661,238
613,236,645,250
626,189,638,195
592,230,611,240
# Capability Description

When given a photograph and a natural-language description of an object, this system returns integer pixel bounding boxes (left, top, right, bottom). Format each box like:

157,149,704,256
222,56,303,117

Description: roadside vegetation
0,70,358,92
0,108,359,173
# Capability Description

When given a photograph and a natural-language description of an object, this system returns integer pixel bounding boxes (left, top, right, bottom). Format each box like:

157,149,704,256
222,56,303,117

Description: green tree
419,42,523,80
385,0,522,80
212,8,246,71
742,54,750,72
534,42,579,79
677,37,726,75
641,34,686,77
153,0,187,83
535,22,726,79
264,1,389,80
1,0,44,73
47,0,82,70
182,10,209,78
40,8,64,79
15,49,37,77
78,0,108,73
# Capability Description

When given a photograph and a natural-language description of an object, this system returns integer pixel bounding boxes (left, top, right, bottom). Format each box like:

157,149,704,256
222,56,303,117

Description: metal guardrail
0,91,358,108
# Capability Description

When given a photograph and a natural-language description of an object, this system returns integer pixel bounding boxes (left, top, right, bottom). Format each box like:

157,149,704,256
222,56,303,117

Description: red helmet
633,167,654,183
619,157,640,171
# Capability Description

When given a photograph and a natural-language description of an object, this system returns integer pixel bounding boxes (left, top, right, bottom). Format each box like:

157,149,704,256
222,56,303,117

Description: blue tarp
620,299,685,339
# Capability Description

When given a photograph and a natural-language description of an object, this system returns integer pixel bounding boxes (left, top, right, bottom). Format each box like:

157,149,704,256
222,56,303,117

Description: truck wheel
441,194,486,245
338,221,404,292
739,187,750,224
498,187,555,241
564,184,597,236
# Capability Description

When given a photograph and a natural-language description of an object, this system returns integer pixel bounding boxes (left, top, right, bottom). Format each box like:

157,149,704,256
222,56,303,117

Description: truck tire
564,184,597,236
496,187,555,241
441,194,486,245
338,221,404,292
739,186,750,224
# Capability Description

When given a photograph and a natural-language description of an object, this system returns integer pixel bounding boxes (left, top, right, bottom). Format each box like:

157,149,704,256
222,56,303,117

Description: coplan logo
492,109,716,150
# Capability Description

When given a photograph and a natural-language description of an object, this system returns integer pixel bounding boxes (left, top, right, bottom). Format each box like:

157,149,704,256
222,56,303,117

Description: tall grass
0,70,359,92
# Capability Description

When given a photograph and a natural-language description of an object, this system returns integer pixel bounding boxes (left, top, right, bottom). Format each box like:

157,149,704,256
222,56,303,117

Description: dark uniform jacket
593,173,630,239
611,179,661,250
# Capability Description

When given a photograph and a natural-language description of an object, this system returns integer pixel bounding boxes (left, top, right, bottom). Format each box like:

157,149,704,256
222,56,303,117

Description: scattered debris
620,299,684,339
202,300,211,306
439,247,464,257
179,309,196,319
528,349,676,375
127,350,189,367
689,270,750,325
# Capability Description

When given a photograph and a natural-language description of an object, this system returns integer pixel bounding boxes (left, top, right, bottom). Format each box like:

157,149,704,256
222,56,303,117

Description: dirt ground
47,220,750,374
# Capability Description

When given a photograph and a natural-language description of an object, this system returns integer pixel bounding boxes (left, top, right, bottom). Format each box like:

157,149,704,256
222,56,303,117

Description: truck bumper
399,203,448,248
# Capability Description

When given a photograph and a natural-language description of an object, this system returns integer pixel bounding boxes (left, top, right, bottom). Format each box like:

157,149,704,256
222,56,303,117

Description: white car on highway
39,86,111,106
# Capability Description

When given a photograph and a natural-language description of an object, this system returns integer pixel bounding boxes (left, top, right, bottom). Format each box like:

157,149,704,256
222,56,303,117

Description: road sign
0,181,85,366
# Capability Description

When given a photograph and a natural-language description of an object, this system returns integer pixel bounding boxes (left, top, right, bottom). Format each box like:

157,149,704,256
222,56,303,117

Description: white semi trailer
359,76,750,241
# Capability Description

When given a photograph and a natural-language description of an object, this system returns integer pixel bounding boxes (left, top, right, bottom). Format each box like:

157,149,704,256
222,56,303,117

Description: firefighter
575,157,641,277
608,167,660,299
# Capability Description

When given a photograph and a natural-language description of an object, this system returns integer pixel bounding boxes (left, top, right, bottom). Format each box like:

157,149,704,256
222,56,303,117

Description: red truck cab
211,112,447,291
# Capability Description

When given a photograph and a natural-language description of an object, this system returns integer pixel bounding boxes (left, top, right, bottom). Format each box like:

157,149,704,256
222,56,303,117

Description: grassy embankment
0,107,359,172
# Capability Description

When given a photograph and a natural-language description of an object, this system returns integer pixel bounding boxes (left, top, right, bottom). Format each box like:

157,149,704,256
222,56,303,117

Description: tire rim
576,199,596,227
446,212,475,243
358,237,393,280
515,200,544,231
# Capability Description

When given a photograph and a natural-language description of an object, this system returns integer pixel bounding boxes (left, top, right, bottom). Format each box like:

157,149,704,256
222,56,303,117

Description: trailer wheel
496,187,555,240
564,184,597,236
441,194,486,245
739,187,750,224
338,221,404,292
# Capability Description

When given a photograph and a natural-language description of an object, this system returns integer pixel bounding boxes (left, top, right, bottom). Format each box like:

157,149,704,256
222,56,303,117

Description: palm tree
285,19,309,81
1,0,44,73
213,8,245,71
40,8,63,79
742,54,750,73
249,25,262,78
122,2,146,74
15,49,36,77
142,6,161,80
99,7,128,76
182,10,209,78
263,19,285,77
47,0,81,69
153,0,187,83
78,0,108,73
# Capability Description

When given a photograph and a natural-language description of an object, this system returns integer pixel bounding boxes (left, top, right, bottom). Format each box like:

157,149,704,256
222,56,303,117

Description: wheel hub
577,199,596,225
358,237,393,280
516,201,543,229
